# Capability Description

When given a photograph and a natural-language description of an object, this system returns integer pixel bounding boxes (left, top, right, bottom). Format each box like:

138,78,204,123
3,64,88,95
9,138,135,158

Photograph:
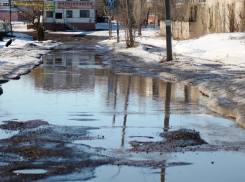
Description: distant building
43,0,96,31
0,1,23,21
161,0,245,40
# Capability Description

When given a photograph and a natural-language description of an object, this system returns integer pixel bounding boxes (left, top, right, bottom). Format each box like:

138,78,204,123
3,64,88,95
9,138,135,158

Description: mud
0,120,211,181
1,120,244,181
0,120,116,181
129,129,208,153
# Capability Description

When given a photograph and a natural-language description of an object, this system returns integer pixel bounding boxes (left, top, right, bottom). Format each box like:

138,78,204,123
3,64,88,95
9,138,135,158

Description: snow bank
0,30,61,80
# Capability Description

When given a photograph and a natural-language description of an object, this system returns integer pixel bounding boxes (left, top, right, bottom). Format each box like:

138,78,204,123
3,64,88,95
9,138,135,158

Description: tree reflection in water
121,76,131,147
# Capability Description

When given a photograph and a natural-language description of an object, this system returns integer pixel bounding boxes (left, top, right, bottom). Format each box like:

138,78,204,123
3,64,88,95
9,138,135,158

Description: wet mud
2,120,244,181
129,129,207,153
0,120,116,181
0,120,208,181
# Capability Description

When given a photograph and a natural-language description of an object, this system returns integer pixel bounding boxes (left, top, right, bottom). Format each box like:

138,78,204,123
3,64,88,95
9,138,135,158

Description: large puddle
1,50,245,181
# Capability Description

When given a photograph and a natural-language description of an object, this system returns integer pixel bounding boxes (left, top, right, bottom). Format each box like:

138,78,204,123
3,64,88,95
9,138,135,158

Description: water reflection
2,50,245,182
0,50,211,134
121,76,131,147
37,51,208,123
112,74,118,125
164,82,171,132
41,52,97,91
161,168,166,182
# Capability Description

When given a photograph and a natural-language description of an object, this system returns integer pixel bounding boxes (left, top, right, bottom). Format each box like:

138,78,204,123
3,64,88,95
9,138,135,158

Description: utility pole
165,0,172,61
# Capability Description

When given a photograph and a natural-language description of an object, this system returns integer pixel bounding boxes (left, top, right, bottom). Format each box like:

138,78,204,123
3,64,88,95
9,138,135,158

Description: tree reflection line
108,74,174,182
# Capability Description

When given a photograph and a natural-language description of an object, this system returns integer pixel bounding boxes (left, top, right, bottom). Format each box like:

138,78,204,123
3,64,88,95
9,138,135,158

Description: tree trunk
138,24,142,35
126,0,134,47
129,26,134,47
146,10,149,27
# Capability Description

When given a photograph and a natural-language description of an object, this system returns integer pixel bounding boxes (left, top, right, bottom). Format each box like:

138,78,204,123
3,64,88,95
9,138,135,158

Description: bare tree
96,0,109,19
126,0,134,47
172,1,188,21
149,0,187,22
150,0,165,21
116,0,135,47
17,6,43,30
227,3,240,32
215,2,240,33
241,0,245,31
133,0,148,35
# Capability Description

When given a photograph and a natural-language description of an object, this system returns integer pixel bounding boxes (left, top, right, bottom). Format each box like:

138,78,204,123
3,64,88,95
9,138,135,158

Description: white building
43,0,96,31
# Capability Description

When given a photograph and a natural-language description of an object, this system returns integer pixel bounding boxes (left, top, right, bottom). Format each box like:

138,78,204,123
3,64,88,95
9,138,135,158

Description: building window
46,59,53,65
80,10,90,18
175,0,186,2
55,58,62,65
55,13,62,19
47,11,53,18
66,59,72,66
66,10,73,18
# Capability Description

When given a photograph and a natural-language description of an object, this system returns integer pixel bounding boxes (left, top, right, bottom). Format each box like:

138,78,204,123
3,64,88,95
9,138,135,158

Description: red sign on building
57,1,94,9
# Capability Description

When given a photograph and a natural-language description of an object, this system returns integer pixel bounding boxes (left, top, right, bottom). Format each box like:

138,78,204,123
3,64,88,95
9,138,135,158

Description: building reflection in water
41,52,96,91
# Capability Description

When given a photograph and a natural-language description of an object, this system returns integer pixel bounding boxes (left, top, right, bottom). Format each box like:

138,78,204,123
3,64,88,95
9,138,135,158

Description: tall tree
116,0,135,47
126,0,134,47
133,0,148,35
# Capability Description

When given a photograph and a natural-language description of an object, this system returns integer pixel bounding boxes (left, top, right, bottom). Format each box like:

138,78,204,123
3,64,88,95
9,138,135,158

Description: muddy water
1,50,245,181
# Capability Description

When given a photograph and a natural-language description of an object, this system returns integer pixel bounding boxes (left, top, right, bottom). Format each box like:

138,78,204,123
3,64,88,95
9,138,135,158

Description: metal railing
64,20,77,31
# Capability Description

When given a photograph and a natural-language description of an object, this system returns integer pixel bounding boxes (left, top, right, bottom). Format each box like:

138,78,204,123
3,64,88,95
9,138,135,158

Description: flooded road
1,49,245,181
